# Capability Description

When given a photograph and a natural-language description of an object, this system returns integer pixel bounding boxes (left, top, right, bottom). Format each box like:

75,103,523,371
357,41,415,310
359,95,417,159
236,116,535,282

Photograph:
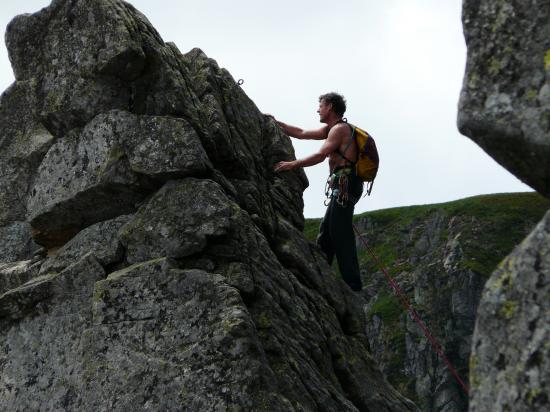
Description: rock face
458,1,550,411
304,193,550,412
360,209,480,412
458,0,550,197
0,1,416,410
0,81,53,262
469,211,550,411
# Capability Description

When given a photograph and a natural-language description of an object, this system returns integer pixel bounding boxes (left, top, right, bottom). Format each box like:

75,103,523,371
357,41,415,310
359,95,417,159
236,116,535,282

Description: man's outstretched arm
274,152,326,172
266,115,328,140
274,128,342,172
278,121,328,140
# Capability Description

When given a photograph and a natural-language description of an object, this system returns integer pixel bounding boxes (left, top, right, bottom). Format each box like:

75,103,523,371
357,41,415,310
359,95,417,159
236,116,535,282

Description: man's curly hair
319,92,346,117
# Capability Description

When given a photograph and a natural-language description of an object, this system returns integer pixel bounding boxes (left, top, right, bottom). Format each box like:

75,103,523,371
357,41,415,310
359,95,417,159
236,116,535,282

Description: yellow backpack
338,122,379,195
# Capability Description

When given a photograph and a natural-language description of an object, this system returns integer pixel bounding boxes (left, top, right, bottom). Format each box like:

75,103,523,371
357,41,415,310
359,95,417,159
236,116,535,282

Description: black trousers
317,173,363,291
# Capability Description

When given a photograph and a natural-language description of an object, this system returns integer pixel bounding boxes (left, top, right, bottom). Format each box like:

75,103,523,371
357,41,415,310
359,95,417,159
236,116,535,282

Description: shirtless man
273,92,364,292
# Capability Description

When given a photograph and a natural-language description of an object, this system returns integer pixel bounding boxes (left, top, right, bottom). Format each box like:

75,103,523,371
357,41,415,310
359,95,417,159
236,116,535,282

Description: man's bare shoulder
327,123,350,139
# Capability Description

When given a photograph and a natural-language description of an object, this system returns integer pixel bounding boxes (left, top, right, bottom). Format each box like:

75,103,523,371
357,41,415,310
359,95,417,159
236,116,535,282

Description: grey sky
0,0,531,217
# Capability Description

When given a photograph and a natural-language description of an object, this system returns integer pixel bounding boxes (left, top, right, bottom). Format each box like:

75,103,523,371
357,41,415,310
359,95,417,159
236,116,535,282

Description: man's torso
327,123,357,172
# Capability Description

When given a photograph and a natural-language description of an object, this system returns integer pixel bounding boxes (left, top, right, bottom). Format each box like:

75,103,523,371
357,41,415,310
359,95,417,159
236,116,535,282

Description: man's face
317,100,331,123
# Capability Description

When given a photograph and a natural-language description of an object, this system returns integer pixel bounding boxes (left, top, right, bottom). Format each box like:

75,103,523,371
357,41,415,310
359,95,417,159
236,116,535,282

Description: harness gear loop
325,168,352,207
337,174,349,206
324,178,332,205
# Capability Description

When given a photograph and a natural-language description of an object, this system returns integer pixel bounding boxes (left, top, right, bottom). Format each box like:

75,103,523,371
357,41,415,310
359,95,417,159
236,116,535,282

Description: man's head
318,92,346,120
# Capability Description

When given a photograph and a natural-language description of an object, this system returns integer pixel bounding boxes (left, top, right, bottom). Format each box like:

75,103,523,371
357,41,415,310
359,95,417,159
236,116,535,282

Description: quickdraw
336,174,349,206
324,169,351,207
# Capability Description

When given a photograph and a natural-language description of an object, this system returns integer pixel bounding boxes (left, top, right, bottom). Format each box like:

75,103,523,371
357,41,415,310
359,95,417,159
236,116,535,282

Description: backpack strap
336,124,357,164
366,180,374,196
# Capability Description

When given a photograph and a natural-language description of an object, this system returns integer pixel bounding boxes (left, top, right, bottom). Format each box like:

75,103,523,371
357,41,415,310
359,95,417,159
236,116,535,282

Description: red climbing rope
353,224,471,396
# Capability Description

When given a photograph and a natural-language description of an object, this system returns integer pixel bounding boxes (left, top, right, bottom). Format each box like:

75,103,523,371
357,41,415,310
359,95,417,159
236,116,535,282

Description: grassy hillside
303,192,550,406
304,192,550,278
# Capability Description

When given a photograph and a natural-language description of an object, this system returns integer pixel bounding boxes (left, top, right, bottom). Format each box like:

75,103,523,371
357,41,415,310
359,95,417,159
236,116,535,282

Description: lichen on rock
458,0,550,197
0,0,416,410
459,1,550,411
469,211,550,411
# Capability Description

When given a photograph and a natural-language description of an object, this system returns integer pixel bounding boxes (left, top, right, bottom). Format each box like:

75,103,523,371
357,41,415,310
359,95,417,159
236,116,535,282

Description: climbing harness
325,167,352,206
352,224,471,396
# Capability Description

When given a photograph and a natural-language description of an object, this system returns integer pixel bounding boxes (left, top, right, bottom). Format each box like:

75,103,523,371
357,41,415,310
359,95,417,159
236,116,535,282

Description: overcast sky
0,0,531,217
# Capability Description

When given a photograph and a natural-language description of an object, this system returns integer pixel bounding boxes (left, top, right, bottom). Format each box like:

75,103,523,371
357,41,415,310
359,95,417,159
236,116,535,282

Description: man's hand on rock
264,113,288,132
274,160,297,172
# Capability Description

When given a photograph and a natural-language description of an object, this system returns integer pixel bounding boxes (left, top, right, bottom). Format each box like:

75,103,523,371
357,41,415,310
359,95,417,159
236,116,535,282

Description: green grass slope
304,192,550,278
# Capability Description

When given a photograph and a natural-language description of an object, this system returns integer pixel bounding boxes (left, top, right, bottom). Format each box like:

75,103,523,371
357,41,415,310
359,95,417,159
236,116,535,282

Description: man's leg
329,201,363,291
316,201,335,265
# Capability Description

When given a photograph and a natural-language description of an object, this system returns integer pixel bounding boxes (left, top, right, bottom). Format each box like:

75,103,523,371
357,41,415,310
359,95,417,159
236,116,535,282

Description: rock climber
270,92,364,292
